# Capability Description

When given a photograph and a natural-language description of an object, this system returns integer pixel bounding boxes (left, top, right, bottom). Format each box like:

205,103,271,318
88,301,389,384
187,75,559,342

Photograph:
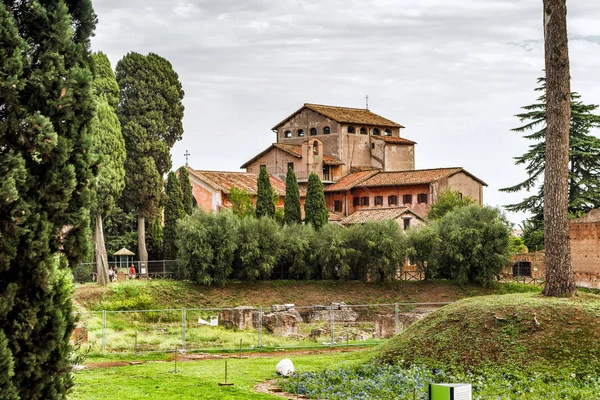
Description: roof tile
324,170,380,192
187,167,287,196
340,207,420,225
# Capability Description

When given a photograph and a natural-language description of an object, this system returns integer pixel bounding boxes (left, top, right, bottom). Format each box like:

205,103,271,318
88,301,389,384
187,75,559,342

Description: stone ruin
262,304,303,337
307,302,358,323
374,307,438,338
219,306,254,330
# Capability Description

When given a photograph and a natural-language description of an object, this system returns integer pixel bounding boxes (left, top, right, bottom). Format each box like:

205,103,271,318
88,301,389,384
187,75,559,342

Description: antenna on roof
365,95,369,111
184,150,190,166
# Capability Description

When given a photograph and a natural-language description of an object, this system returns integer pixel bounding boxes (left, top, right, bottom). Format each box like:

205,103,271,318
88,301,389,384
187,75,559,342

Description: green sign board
429,383,472,400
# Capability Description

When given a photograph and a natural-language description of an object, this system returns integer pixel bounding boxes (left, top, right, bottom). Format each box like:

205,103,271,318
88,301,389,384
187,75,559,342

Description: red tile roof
187,167,287,196
571,209,600,224
240,143,343,168
324,167,487,192
339,207,423,225
272,103,404,130
324,170,380,192
372,136,416,145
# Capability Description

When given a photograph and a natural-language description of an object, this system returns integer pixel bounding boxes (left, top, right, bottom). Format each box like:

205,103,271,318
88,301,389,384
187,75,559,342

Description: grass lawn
70,350,371,400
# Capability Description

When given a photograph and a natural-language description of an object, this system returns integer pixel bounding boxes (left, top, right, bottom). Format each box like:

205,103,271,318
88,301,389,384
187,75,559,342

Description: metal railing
73,302,452,354
74,260,179,283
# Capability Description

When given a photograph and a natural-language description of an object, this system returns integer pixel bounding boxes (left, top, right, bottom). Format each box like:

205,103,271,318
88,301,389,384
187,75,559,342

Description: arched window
310,127,317,136
284,130,292,138
297,129,305,137
348,126,356,134
373,128,380,136
313,141,319,155
323,126,330,135
360,127,367,135
384,129,392,136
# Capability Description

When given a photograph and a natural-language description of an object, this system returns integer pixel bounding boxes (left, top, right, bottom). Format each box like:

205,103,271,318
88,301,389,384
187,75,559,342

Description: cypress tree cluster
164,172,186,260
255,166,276,218
0,1,97,398
304,173,329,230
177,166,194,215
284,167,302,224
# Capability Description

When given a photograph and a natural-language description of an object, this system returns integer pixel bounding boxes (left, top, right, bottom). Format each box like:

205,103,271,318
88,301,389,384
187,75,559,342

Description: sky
90,0,600,226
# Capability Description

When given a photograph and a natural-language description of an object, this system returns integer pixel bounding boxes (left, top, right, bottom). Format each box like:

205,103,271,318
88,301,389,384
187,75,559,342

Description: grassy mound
73,279,541,311
377,292,600,371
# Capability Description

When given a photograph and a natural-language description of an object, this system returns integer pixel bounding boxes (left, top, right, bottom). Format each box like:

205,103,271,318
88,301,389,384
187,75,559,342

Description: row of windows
351,194,428,207
347,126,392,136
284,127,330,138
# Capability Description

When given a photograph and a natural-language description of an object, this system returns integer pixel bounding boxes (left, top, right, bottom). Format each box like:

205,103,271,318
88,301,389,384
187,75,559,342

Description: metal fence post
102,310,106,352
394,303,400,335
329,304,335,347
182,308,187,352
257,306,263,349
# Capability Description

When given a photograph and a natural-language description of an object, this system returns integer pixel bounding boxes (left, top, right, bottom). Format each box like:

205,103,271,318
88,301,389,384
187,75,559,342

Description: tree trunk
94,214,109,286
138,211,149,279
542,0,576,297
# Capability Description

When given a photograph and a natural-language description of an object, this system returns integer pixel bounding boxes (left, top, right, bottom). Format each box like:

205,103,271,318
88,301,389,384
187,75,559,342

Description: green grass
70,350,370,399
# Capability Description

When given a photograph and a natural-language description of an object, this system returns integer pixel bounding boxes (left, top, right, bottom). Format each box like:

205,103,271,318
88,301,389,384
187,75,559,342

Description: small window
403,218,411,230
310,127,317,136
360,127,367,135
384,129,392,136
388,195,398,206
402,194,412,204
353,197,360,207
323,126,330,135
361,197,369,206
287,162,294,171
297,129,305,137
513,261,532,277
348,126,356,134
334,200,343,212
374,196,383,206
371,143,375,149
458,192,463,199
373,128,380,136
417,193,428,204
284,130,292,138
312,141,319,155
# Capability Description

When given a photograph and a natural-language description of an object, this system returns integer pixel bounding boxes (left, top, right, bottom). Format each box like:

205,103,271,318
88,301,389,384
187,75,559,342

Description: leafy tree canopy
428,189,475,220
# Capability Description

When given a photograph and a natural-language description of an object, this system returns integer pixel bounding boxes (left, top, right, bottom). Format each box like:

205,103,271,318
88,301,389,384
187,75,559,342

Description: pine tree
500,77,600,248
0,1,97,398
90,52,126,286
255,166,276,218
177,166,194,215
304,173,329,230
283,167,302,224
116,52,185,266
164,172,186,260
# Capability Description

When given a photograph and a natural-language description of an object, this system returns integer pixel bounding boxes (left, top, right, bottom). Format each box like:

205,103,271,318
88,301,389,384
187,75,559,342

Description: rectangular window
361,197,369,206
374,196,383,206
458,192,463,199
287,162,294,171
417,193,428,204
334,200,343,212
403,218,411,230
388,195,398,206
403,194,412,204
353,197,360,207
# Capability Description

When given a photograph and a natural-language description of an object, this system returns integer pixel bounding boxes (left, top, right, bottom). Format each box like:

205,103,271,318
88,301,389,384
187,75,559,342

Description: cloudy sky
91,0,600,225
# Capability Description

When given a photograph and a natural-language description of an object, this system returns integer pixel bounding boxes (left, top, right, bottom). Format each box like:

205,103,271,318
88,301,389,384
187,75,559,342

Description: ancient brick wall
569,222,600,286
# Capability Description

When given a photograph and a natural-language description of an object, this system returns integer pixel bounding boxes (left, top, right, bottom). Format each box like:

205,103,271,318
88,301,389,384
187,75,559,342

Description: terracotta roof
240,143,343,168
372,136,416,145
272,103,404,130
571,209,600,224
186,167,287,196
324,170,380,192
339,207,423,225
328,211,345,222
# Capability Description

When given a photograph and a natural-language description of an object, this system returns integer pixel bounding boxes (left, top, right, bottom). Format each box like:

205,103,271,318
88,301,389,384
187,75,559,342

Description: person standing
129,264,136,279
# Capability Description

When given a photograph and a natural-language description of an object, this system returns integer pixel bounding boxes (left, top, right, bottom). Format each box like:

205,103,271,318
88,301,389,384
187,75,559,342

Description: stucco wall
437,172,483,205
277,109,340,159
384,144,415,171
245,148,300,178
189,177,218,212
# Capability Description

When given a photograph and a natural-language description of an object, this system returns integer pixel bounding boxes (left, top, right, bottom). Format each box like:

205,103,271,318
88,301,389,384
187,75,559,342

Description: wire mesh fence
73,260,179,283
74,302,452,354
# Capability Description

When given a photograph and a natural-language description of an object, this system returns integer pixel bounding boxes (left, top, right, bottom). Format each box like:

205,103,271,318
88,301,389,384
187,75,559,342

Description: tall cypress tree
90,52,126,286
500,77,600,249
284,167,301,224
304,173,329,230
116,52,185,266
255,166,276,218
164,172,186,260
0,1,97,398
177,166,194,215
